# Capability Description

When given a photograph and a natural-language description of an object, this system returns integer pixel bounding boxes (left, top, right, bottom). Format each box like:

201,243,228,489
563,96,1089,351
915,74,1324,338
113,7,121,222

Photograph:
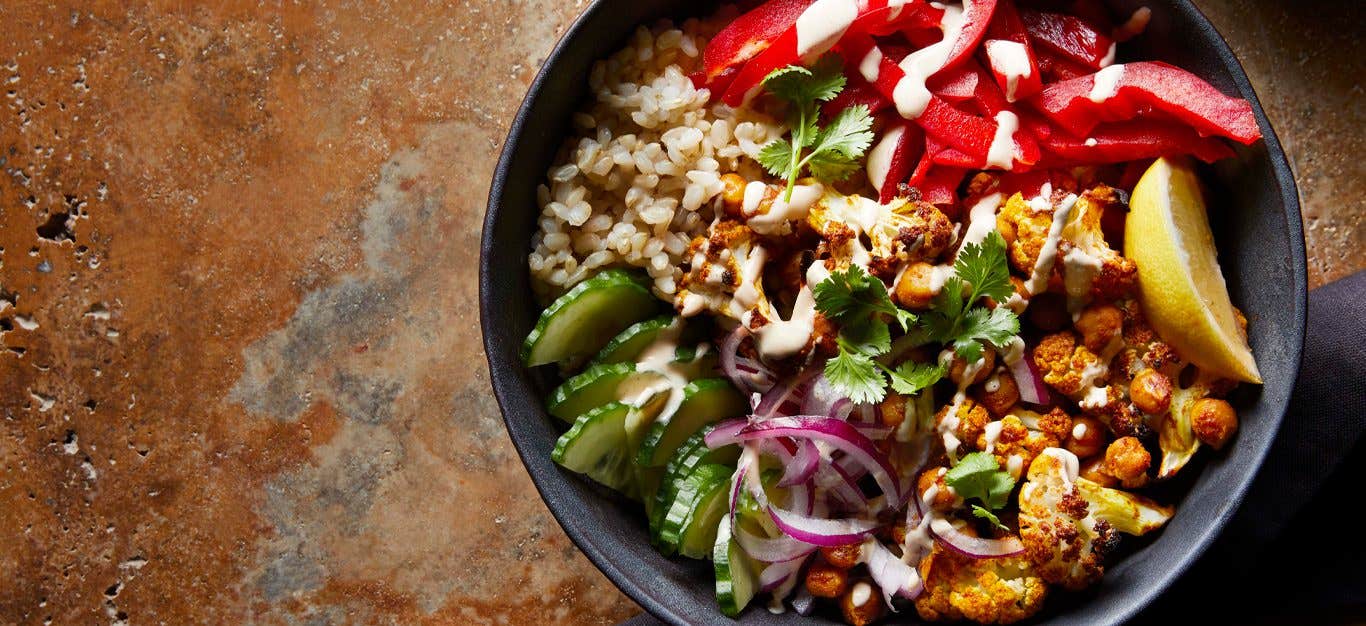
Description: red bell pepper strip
978,0,1043,101
1034,46,1094,82
721,0,931,106
1032,61,1262,144
926,64,980,104
1020,9,1115,71
918,166,968,217
868,122,927,203
999,169,1071,199
822,75,891,118
702,0,815,86
1040,120,1237,164
936,0,999,77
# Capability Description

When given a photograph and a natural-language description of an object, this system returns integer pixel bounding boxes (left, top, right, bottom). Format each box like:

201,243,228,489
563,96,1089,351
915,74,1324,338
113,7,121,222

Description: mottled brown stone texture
0,0,1359,624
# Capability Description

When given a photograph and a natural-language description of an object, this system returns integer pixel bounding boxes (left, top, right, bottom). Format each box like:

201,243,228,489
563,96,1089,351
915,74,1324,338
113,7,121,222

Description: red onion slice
754,367,818,418
768,505,882,547
729,416,903,506
801,374,853,419
863,539,925,603
1010,354,1052,405
929,518,1025,558
705,418,751,450
777,439,821,487
759,554,809,597
734,524,818,563
720,325,776,393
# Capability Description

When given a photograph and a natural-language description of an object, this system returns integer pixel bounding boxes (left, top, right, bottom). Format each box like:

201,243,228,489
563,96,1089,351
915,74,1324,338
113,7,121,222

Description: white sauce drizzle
1072,422,1088,440
983,39,1032,102
983,420,1004,453
866,125,906,192
1088,64,1126,103
795,0,861,59
749,262,829,360
960,192,1004,249
859,45,884,83
887,0,910,20
1098,42,1117,68
1116,7,1152,41
618,321,709,428
850,582,874,607
1062,246,1102,313
985,110,1020,169
733,245,769,312
741,180,768,215
1024,193,1079,295
747,184,823,235
892,1,968,119
1042,447,1080,488
1006,454,1024,476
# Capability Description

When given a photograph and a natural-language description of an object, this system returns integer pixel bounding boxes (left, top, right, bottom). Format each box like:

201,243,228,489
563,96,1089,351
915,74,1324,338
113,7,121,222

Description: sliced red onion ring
863,539,925,603
1010,354,1052,405
758,554,808,593
705,418,750,450
734,524,818,563
724,416,902,506
754,367,818,418
720,325,776,393
853,424,893,439
929,518,1025,558
777,439,820,487
823,458,869,510
768,505,881,547
800,374,852,419
853,402,876,424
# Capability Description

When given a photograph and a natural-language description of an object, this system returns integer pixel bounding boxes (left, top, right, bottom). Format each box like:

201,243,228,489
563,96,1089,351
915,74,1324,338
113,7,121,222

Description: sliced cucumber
552,402,637,494
547,363,654,422
636,378,747,467
714,516,759,617
590,316,676,365
522,269,660,367
658,463,732,558
650,429,741,536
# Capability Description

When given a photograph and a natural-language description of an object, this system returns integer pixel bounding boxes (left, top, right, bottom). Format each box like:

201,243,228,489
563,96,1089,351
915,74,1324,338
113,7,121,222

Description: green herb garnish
945,451,1016,531
756,56,874,201
921,231,1020,362
814,266,942,404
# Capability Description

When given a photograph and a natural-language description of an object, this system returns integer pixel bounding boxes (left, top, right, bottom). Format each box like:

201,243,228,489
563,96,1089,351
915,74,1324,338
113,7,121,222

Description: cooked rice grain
528,16,784,299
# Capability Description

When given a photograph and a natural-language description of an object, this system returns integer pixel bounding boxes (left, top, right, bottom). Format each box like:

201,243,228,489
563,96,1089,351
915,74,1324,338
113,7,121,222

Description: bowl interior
481,1,1306,623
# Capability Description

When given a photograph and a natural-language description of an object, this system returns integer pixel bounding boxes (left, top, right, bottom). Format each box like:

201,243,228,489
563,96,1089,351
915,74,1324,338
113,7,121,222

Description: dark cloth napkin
622,271,1366,626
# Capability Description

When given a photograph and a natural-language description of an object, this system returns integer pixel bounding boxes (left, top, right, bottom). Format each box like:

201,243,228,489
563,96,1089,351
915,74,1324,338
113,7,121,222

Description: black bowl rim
480,1,1307,623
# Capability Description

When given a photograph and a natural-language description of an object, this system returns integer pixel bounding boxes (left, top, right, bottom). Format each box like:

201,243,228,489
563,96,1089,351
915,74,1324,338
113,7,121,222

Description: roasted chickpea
894,262,939,310
821,543,862,570
1080,457,1118,487
1028,293,1069,331
949,349,996,387
1104,436,1151,488
805,561,849,598
976,370,1020,417
1065,416,1108,459
1074,303,1123,353
841,580,885,626
879,392,907,431
719,173,746,216
1129,369,1173,414
1191,398,1238,449
917,467,960,513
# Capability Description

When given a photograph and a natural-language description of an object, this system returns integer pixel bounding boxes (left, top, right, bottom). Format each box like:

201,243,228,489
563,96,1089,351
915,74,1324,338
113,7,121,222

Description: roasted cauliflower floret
915,546,1049,624
935,398,992,457
1031,331,1111,410
989,409,1072,480
1056,186,1137,309
1158,370,1237,478
995,192,1057,277
808,192,953,278
675,219,766,320
1018,449,1173,590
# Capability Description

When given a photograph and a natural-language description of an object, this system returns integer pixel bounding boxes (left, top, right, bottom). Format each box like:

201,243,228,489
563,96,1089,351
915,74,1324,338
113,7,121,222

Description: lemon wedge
1126,157,1261,383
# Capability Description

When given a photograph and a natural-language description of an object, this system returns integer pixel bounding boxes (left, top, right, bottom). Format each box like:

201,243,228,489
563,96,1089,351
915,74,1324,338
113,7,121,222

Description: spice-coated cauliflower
914,545,1049,624
1018,449,1173,590
675,219,767,320
984,409,1073,480
1056,186,1137,307
808,192,954,279
934,398,992,457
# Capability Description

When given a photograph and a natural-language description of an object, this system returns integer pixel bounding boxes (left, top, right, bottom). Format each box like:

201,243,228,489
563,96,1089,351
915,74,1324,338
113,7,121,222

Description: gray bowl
481,1,1306,623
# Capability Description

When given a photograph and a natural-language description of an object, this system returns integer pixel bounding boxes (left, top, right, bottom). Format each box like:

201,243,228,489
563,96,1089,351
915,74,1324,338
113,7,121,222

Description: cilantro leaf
758,57,872,200
971,505,1009,531
824,343,886,405
954,231,1013,304
842,323,891,357
813,266,899,326
945,452,1017,514
887,361,945,395
952,307,1020,359
757,139,795,178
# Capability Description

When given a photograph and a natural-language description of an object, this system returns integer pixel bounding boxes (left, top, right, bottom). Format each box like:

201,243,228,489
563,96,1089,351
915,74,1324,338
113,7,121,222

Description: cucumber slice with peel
522,269,660,367
658,463,732,558
546,363,654,423
714,516,759,617
650,429,741,537
552,402,638,495
635,378,746,467
591,316,679,365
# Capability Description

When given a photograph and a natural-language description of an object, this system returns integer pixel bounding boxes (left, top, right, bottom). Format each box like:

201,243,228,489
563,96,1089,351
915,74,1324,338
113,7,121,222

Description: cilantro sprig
944,452,1016,531
757,56,874,201
921,231,1021,362
814,266,943,404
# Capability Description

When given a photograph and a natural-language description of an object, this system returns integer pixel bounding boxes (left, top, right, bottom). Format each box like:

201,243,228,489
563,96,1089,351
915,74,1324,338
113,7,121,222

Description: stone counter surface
0,1,1359,624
